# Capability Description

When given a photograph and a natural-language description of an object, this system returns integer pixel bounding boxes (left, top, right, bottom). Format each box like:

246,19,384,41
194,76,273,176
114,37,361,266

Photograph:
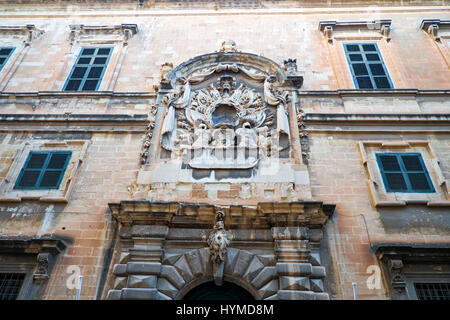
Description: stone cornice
0,89,448,100
304,113,450,123
374,243,450,262
0,91,156,98
0,113,149,133
298,89,450,97
109,200,335,229
0,6,449,19
0,235,68,255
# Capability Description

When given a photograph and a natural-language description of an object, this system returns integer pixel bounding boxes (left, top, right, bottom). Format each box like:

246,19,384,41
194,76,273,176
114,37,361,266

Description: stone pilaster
107,225,169,300
272,226,329,300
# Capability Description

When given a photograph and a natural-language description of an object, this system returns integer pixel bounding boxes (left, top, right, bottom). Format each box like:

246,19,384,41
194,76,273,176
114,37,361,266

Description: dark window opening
376,153,434,193
344,43,393,89
0,273,25,301
63,47,113,91
415,283,450,300
15,151,72,190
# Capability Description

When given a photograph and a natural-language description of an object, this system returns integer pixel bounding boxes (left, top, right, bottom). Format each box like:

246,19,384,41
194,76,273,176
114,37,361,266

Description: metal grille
415,283,450,300
0,273,25,301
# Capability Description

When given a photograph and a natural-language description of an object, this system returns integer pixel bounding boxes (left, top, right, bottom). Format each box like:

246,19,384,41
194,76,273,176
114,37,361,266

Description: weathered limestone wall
1,8,449,94
0,132,143,299
308,132,450,299
0,3,448,300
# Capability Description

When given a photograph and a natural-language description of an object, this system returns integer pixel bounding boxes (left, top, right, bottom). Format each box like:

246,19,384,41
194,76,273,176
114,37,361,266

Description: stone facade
0,0,449,300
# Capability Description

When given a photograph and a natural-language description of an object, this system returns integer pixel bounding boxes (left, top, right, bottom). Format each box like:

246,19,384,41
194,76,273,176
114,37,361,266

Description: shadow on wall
378,205,450,234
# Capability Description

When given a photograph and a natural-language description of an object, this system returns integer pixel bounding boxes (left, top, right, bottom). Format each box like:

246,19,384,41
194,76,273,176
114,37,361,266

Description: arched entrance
183,281,254,300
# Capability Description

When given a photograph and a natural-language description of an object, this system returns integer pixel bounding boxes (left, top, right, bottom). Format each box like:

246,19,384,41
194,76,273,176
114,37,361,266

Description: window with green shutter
0,47,15,72
376,153,435,193
14,151,72,190
344,43,393,89
63,47,113,91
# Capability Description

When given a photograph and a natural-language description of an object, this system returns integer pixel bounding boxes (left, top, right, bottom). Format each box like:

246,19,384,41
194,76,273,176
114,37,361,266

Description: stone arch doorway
183,281,254,300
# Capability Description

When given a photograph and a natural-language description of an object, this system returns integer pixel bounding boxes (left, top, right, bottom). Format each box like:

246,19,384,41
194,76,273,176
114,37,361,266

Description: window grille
415,283,450,300
0,273,25,301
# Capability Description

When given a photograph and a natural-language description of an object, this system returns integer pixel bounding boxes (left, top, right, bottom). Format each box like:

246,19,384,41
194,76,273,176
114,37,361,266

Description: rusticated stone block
157,278,178,299
121,288,158,300
279,276,310,291
310,279,324,292
113,276,127,290
277,290,316,300
271,227,309,240
106,290,122,300
127,275,157,288
309,252,321,266
126,262,161,275
314,292,330,300
131,225,169,237
251,266,276,289
311,266,326,278
276,263,312,276
160,265,186,290
258,279,278,299
112,264,127,276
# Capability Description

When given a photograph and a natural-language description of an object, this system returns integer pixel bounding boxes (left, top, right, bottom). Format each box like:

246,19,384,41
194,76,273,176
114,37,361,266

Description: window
63,47,113,91
0,47,15,72
0,273,25,301
344,43,393,89
414,283,450,300
14,151,72,190
376,153,435,193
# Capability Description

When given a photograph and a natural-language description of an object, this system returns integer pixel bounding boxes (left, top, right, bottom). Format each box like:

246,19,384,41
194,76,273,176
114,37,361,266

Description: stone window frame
342,43,394,89
405,276,450,300
54,24,138,92
0,261,35,300
0,139,89,203
0,236,67,300
318,20,404,90
358,140,450,207
0,25,44,91
420,19,450,67
62,46,114,91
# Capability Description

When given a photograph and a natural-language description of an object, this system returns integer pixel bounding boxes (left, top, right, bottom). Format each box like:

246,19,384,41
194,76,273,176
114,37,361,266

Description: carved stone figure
160,62,173,85
207,210,230,285
192,123,212,149
264,74,291,141
283,58,298,76
236,122,258,149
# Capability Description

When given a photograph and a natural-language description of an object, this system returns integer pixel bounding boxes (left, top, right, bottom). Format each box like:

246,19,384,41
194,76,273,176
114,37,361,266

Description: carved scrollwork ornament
33,253,50,283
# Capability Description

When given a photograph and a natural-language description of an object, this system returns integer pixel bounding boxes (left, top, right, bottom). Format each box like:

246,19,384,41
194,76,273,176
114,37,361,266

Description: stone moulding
318,20,392,42
420,19,450,41
69,24,138,45
108,200,335,229
0,235,67,288
374,243,450,300
0,140,90,203
358,140,450,208
0,25,44,45
106,200,335,300
153,46,304,172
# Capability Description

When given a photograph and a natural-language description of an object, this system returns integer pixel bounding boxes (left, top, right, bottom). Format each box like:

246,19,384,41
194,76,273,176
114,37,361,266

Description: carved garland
140,103,158,165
